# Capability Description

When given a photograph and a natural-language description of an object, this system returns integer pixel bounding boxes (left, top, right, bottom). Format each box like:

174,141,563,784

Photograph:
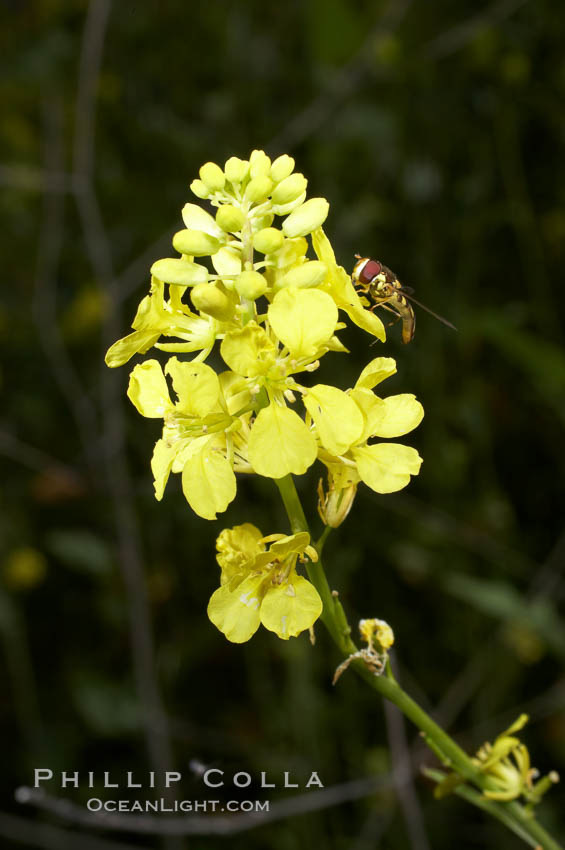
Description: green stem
274,473,563,850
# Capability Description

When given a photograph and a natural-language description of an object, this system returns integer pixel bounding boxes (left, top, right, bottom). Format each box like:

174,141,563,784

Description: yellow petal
260,574,323,639
349,388,386,443
216,524,265,581
312,228,386,341
181,203,224,238
151,438,177,500
165,357,221,416
355,357,397,389
268,287,338,359
221,323,276,378
181,443,236,520
248,404,317,478
127,360,171,417
105,330,161,368
303,384,364,455
352,443,423,494
207,574,265,643
372,394,424,438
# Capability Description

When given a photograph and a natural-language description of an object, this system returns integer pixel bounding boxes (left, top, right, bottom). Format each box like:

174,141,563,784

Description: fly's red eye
359,259,382,284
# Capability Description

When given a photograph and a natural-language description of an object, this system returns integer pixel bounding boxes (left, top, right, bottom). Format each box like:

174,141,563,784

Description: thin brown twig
32,95,100,475
267,0,413,153
422,0,531,59
384,682,431,850
0,811,143,850
0,428,77,475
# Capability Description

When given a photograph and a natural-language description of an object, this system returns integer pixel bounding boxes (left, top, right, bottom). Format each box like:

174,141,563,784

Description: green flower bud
249,149,271,178
235,271,268,300
173,228,221,256
245,176,273,204
270,154,295,183
224,156,248,184
282,198,329,238
253,213,275,230
272,173,307,205
280,261,327,289
199,161,225,193
271,192,307,216
190,179,210,199
191,283,234,320
253,227,284,254
150,257,208,286
216,204,246,233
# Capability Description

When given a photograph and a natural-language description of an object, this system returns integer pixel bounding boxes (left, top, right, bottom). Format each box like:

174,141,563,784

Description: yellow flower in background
208,524,322,642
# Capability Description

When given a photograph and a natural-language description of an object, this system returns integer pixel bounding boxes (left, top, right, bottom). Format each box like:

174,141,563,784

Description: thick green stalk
274,473,563,850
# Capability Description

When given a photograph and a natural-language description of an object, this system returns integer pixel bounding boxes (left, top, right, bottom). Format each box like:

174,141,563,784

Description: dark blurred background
1,0,564,848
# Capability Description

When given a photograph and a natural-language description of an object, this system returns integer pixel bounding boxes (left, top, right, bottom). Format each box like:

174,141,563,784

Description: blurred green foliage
1,0,565,848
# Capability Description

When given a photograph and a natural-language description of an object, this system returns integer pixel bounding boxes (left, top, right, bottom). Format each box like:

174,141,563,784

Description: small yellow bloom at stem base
207,524,322,643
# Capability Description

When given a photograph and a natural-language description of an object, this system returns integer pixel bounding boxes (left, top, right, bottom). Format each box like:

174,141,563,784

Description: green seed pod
191,283,234,320
199,161,225,193
272,173,307,205
270,154,295,183
280,260,327,289
224,156,249,184
150,257,208,286
282,198,329,238
190,179,210,199
235,271,268,300
245,176,273,204
173,228,221,256
253,227,284,254
216,204,246,233
249,149,271,178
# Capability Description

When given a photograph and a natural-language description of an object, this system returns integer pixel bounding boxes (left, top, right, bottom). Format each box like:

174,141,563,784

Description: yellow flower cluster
106,150,425,641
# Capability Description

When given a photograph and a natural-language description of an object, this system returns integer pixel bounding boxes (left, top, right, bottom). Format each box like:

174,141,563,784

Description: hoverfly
352,255,456,344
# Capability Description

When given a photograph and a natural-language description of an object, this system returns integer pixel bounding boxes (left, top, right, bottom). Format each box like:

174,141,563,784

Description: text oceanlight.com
87,798,270,813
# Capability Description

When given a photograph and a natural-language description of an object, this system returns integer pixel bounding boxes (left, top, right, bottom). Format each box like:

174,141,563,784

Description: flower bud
270,154,295,183
199,161,225,193
280,260,327,288
191,283,234,320
235,271,268,300
249,149,271,178
173,228,221,257
253,227,284,254
224,156,249,184
282,198,329,238
318,479,357,528
190,179,210,199
272,194,307,217
245,176,273,204
253,213,275,230
216,204,246,233
272,173,307,205
150,257,208,286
